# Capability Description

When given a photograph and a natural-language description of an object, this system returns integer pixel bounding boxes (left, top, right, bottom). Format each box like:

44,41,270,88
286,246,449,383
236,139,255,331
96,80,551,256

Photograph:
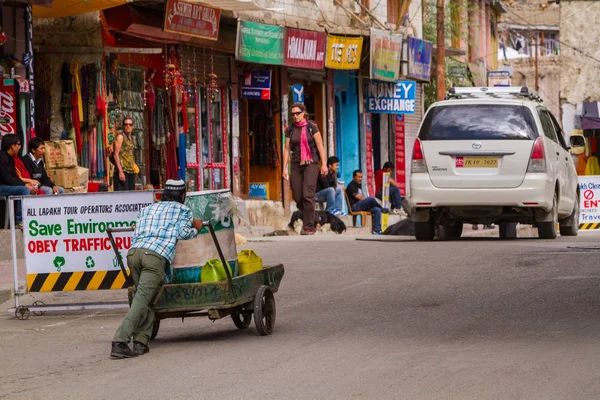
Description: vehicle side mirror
569,135,586,154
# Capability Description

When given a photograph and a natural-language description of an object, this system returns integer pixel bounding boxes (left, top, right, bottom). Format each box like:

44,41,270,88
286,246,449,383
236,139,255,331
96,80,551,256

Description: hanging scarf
70,62,83,123
295,120,312,165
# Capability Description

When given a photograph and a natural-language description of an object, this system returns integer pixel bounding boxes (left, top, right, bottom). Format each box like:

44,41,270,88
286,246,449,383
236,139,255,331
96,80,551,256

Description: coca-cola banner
163,0,220,40
284,28,326,70
0,79,17,137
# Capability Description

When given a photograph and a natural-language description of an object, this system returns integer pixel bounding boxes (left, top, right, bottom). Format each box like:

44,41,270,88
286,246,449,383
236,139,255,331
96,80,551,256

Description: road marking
43,312,101,328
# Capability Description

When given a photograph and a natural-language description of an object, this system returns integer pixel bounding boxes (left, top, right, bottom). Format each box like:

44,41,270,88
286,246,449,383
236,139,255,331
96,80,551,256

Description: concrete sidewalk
0,258,25,304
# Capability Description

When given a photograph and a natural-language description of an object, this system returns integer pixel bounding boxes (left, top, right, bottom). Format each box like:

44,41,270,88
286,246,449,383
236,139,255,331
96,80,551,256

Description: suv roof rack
445,86,543,103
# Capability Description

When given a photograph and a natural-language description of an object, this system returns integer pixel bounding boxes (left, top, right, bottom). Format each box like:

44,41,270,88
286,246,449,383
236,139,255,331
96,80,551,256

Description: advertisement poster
236,20,284,65
365,114,375,197
23,192,154,291
381,172,390,232
241,70,272,100
407,37,433,82
163,0,220,40
394,115,406,195
579,176,600,228
325,35,363,70
370,29,402,82
366,80,416,114
0,79,17,136
284,28,326,69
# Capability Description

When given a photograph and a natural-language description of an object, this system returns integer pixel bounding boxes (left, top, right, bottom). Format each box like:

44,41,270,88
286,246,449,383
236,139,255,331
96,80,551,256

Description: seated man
0,135,35,226
346,169,386,235
375,162,403,212
22,137,65,195
316,156,345,216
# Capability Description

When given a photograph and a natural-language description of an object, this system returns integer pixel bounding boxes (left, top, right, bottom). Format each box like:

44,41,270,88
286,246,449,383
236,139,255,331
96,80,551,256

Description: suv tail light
411,139,427,173
526,137,546,173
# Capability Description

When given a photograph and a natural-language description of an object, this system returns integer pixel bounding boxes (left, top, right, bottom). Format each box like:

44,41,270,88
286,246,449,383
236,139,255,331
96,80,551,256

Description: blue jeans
376,186,402,209
0,185,30,222
40,186,65,195
315,187,344,212
352,197,382,233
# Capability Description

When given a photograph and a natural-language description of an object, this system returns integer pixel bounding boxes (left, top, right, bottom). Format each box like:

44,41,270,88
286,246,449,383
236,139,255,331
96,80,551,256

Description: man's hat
165,179,186,191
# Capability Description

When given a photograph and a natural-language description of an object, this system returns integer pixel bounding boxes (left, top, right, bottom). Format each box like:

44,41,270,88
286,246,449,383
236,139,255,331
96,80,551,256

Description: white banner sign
23,191,154,275
579,176,600,224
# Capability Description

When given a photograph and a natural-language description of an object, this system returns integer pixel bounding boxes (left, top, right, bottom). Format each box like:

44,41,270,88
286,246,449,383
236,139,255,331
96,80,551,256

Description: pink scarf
296,120,312,165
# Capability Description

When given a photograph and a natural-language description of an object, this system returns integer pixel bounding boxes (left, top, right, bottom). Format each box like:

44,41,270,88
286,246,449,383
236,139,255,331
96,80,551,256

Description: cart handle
203,221,237,302
106,227,134,287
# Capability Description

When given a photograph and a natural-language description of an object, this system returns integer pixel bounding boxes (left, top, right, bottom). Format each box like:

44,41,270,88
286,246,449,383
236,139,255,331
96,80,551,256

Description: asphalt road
2,232,600,399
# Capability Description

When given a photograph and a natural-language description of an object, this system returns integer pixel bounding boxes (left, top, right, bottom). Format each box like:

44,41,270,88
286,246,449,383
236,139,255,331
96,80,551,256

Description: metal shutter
403,83,423,197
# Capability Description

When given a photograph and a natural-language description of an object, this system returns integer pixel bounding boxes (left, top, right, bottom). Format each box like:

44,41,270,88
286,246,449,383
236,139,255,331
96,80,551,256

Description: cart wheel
253,286,276,336
150,320,160,341
32,301,46,316
231,305,252,329
15,306,30,320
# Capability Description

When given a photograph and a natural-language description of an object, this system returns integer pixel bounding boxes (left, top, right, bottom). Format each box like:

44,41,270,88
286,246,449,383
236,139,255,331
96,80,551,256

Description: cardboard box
77,166,89,188
47,167,79,188
65,186,87,194
44,140,77,169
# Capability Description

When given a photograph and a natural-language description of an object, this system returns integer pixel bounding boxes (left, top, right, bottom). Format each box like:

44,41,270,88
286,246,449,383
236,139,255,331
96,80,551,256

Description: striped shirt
131,201,198,275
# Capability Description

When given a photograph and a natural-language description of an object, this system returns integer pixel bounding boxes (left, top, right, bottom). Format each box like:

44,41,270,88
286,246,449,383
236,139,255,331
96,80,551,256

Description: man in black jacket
0,135,34,224
22,137,64,195
315,156,345,215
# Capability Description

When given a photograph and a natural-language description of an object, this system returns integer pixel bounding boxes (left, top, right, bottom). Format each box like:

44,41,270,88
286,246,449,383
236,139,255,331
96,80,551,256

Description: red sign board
284,28,326,70
0,79,17,137
394,115,406,195
365,114,375,197
164,0,220,41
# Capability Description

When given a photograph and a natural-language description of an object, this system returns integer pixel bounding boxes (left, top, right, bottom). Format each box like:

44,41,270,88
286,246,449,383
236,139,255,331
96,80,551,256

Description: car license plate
456,156,498,168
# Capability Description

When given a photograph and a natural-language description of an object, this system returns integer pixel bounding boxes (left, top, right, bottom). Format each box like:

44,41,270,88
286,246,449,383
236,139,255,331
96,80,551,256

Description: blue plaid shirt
131,201,198,281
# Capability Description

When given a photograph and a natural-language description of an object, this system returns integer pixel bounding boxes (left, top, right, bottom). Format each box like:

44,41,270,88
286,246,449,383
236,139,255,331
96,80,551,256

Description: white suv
408,87,580,241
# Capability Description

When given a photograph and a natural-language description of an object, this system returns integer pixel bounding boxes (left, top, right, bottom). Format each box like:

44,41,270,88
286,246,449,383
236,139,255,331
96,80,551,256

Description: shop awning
32,0,131,18
583,102,600,130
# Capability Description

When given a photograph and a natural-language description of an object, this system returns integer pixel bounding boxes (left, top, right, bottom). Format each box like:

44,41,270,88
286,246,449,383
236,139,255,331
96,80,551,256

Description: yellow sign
325,36,363,70
381,172,390,232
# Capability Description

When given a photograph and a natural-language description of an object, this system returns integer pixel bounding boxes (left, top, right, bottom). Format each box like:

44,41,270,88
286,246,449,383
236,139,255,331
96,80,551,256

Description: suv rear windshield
419,104,539,140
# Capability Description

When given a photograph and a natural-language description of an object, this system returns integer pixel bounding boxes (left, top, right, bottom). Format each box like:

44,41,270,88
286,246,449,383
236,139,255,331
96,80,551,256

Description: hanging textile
70,62,83,124
585,156,600,176
34,55,53,141
61,63,73,132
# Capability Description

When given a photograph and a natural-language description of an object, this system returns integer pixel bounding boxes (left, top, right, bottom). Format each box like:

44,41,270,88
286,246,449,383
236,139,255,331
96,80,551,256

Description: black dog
288,210,347,234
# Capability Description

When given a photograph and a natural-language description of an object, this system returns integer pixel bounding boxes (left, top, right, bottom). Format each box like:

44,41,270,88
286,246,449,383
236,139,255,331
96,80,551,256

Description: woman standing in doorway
282,103,328,235
113,117,137,191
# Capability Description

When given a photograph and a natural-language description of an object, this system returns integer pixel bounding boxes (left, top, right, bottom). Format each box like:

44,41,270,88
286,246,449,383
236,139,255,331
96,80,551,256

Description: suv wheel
559,193,579,237
415,221,435,241
443,222,463,238
538,193,558,239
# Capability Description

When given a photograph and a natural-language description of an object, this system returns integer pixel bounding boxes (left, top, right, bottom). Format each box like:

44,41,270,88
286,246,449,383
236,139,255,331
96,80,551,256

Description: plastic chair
343,190,372,228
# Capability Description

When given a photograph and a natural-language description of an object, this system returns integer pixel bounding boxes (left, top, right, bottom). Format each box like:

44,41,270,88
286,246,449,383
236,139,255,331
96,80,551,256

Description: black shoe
110,342,138,359
133,341,149,355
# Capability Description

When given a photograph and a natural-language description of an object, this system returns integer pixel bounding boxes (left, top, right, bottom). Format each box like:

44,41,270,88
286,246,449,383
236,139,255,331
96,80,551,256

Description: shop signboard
236,21,284,65
23,191,154,292
579,176,600,228
0,79,17,136
249,183,268,200
164,0,220,40
366,80,416,114
488,70,511,87
241,70,272,100
407,37,433,82
284,28,326,69
325,35,363,70
292,84,304,103
370,29,403,82
394,115,406,195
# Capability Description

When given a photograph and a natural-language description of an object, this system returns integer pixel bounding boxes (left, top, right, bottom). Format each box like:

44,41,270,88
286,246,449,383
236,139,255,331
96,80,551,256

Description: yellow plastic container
200,258,233,283
237,250,263,276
